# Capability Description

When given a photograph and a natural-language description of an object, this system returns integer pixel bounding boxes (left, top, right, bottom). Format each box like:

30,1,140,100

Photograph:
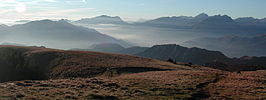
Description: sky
0,0,266,22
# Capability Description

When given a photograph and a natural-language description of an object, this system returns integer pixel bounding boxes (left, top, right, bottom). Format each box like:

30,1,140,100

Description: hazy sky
1,0,266,21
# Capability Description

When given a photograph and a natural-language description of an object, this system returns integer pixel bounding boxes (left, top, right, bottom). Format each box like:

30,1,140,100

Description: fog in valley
76,24,221,47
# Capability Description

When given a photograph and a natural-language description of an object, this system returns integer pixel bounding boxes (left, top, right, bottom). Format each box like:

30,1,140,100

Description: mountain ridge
0,20,129,49
75,15,129,25
136,44,228,65
136,44,266,71
182,35,266,57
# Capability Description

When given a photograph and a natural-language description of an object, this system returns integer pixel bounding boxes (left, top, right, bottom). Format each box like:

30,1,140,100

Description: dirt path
189,73,226,100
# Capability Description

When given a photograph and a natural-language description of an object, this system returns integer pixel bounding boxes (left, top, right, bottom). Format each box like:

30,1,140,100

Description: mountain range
235,17,266,26
1,8,266,99
73,14,266,49
136,44,266,71
75,14,266,35
137,13,209,28
0,20,129,49
75,15,129,25
182,35,266,57
85,43,266,71
138,14,266,34
74,13,266,28
136,44,228,65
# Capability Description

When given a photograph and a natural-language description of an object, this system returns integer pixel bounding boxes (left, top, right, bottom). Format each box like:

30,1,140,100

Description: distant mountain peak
236,17,256,20
195,13,209,18
235,17,257,23
97,15,120,19
199,14,235,24
213,14,232,19
22,19,73,27
26,19,54,24
58,19,71,23
98,15,110,17
193,13,209,21
154,44,180,47
75,15,127,25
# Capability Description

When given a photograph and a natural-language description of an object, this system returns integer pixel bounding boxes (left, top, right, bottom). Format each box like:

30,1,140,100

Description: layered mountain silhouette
81,43,266,71
182,35,266,57
139,13,209,28
140,16,194,28
136,44,266,71
134,13,266,34
235,17,266,26
75,15,128,25
0,20,129,49
194,15,237,29
73,13,266,34
235,17,258,24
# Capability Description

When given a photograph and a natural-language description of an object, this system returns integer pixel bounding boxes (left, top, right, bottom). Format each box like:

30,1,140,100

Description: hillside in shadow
0,45,186,82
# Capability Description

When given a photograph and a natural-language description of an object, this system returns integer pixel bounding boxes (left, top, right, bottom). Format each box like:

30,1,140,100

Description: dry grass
0,70,218,100
1,70,264,100
49,49,191,79
0,46,265,100
206,70,266,100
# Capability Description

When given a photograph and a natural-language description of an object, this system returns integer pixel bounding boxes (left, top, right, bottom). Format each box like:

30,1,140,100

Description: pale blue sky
0,0,266,21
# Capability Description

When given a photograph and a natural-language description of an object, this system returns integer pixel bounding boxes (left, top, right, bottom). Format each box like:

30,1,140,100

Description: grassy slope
0,69,265,100
0,46,265,100
0,46,189,82
0,69,218,100
207,70,266,100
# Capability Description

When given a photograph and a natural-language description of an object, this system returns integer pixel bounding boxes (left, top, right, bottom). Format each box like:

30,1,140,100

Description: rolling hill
0,45,265,100
0,45,184,83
